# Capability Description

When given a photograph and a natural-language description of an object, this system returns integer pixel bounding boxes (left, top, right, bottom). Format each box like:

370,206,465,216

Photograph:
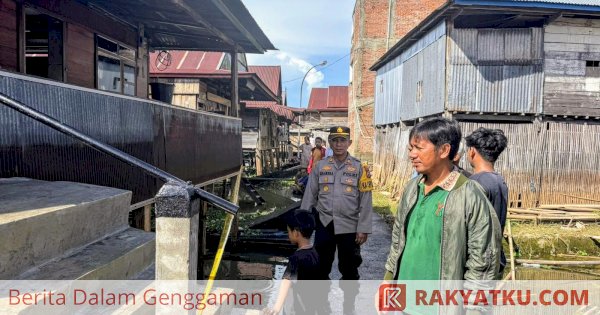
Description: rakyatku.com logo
377,283,589,311
378,284,407,312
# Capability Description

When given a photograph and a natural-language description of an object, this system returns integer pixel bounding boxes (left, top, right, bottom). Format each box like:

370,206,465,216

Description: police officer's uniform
300,126,373,311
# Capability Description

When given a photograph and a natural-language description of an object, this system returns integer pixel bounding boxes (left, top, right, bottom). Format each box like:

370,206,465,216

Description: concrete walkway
329,212,392,280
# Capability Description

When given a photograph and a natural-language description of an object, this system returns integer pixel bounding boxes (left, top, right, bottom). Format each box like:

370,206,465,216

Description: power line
282,53,351,84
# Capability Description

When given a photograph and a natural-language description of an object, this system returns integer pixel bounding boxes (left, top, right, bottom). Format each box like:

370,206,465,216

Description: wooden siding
303,111,348,131
544,18,600,117
65,24,94,88
373,120,600,208
28,0,136,48
0,0,17,71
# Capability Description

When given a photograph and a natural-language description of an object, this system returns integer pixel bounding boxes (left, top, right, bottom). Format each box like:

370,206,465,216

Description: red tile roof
244,101,300,121
307,86,348,111
149,51,225,75
248,66,281,97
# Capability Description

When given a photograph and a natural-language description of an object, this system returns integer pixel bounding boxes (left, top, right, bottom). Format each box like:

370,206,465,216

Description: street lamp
299,60,327,107
297,60,327,159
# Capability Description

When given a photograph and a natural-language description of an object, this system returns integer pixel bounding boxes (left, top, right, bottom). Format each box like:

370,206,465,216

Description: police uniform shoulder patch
359,163,373,192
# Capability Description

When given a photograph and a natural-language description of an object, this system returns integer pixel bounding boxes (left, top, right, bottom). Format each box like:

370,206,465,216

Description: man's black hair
465,127,508,163
315,137,323,141
409,117,462,160
286,209,315,238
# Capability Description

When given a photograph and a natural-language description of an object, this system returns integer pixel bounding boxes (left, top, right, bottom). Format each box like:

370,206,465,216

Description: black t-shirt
470,171,508,268
283,247,320,280
281,247,321,315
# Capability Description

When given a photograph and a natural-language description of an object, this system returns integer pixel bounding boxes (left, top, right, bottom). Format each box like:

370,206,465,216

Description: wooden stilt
143,204,152,232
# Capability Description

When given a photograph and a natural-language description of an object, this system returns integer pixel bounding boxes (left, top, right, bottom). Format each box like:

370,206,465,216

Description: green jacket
384,173,502,281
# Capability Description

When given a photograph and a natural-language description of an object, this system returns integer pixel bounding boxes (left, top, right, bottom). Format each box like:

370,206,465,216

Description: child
263,209,319,315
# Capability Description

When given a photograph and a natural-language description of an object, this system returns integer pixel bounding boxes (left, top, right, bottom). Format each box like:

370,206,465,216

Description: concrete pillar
155,181,200,280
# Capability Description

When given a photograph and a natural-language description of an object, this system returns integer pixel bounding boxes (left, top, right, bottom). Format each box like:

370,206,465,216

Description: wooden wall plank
545,81,600,93
544,18,600,115
545,58,585,76
545,43,600,53
65,24,94,88
0,0,17,71
551,18,600,28
545,51,600,61
546,33,600,45
546,25,600,36
28,0,136,47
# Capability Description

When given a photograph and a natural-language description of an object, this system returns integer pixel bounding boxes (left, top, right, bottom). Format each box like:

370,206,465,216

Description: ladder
241,178,266,205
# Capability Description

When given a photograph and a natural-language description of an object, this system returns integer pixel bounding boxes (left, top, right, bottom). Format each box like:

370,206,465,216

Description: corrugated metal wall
374,22,446,125
447,27,544,114
0,71,242,203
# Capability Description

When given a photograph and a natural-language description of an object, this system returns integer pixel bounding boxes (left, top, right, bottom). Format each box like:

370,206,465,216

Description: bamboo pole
507,214,538,221
516,259,600,266
229,166,244,242
556,254,600,260
538,205,600,210
558,194,600,203
507,219,516,282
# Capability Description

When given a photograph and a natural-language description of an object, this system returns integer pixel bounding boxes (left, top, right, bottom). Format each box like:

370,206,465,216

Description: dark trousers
314,219,362,280
314,213,362,311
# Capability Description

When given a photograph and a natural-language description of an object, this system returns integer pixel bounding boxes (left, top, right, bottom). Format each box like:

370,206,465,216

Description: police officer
300,126,373,313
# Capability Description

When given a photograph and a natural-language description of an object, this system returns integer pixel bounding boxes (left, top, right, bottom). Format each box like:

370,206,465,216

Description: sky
242,0,355,108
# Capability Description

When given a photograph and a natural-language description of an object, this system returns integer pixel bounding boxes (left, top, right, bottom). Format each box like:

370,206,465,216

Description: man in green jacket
383,117,502,313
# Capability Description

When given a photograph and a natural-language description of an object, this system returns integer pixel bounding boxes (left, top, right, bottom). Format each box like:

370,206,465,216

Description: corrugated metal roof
455,0,600,7
86,0,275,53
248,66,281,97
372,0,600,70
307,86,349,111
307,88,329,110
327,86,349,109
497,0,600,6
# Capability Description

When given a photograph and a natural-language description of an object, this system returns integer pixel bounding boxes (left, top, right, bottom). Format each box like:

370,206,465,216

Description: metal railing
0,92,238,215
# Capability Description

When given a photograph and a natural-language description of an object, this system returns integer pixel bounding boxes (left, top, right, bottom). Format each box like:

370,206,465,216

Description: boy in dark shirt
263,209,320,315
465,127,509,272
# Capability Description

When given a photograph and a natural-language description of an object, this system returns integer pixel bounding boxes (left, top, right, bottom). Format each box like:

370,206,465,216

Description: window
24,8,64,81
96,36,136,95
219,53,232,70
218,53,248,72
586,60,600,77
237,53,248,72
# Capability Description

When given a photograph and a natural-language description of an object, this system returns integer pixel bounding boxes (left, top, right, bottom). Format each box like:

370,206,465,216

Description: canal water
203,177,300,282
203,175,600,309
